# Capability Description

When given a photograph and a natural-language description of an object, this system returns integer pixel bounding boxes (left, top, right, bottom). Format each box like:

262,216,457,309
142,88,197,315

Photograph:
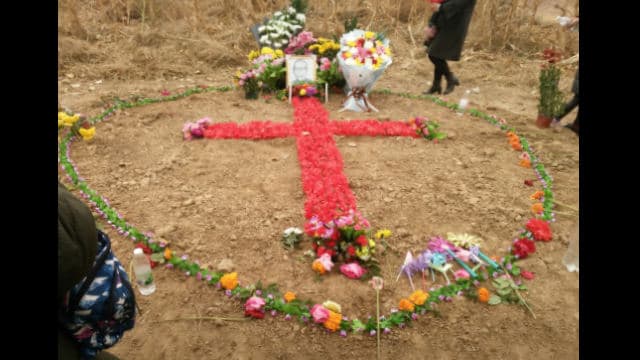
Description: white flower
259,35,268,43
288,6,296,14
258,25,265,33
364,41,374,49
284,227,303,236
345,57,356,66
296,14,306,23
274,11,282,17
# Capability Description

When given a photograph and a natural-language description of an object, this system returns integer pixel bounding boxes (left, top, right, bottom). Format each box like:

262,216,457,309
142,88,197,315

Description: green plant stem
499,263,536,319
376,289,381,360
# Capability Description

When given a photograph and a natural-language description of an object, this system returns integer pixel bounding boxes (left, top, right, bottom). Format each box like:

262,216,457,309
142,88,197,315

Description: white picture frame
285,55,317,87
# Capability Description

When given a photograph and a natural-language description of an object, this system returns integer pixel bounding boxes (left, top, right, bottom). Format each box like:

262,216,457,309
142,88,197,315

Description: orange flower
490,255,500,262
220,272,238,290
323,310,342,332
530,190,544,200
506,131,516,138
284,291,296,303
477,287,490,303
531,202,544,214
519,159,531,168
511,142,522,151
164,248,172,260
312,259,326,274
408,290,429,306
399,298,415,312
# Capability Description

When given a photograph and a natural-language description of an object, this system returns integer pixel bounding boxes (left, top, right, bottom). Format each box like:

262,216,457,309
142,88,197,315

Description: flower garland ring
58,85,557,337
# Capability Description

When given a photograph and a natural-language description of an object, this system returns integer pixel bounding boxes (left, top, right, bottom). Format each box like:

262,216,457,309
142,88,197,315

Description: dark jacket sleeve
439,0,474,21
58,183,97,305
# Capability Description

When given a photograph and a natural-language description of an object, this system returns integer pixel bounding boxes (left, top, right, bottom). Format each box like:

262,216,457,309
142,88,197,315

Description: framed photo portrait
286,55,317,87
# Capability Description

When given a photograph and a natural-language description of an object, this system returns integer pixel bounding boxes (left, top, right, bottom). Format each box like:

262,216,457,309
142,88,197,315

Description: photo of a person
286,55,317,86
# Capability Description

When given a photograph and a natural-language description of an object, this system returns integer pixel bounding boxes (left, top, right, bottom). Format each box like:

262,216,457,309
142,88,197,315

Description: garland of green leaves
58,85,555,335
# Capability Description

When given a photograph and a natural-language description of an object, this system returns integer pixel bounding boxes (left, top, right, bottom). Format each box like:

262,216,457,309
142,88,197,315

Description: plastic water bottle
457,90,470,115
562,223,579,273
133,248,156,295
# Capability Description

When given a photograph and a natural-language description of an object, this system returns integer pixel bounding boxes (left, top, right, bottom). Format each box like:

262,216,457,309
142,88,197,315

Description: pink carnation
311,304,329,323
340,262,366,279
454,269,470,280
244,296,266,312
317,253,334,272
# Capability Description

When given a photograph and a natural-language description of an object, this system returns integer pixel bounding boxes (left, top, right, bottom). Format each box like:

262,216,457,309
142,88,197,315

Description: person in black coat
423,0,477,95
552,17,579,135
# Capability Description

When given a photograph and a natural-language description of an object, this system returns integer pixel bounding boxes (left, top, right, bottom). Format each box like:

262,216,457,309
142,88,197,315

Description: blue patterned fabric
60,231,137,359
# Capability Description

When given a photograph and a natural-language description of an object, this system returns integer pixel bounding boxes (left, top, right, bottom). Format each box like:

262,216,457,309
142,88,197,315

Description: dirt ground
58,2,579,359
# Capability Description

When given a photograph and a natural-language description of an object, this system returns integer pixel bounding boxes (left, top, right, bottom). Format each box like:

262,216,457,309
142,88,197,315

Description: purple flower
411,313,419,320
206,275,212,282
215,282,222,289
181,255,188,261
301,316,308,323
271,310,277,317
225,290,232,297
255,290,262,296
399,323,406,329
457,291,464,297
185,271,191,276
267,294,274,299
383,328,391,334
340,330,347,337
390,308,398,314
343,316,348,321
492,272,499,278
506,263,513,271
284,314,292,321
438,295,445,301
196,272,202,281
370,330,376,336
165,263,174,269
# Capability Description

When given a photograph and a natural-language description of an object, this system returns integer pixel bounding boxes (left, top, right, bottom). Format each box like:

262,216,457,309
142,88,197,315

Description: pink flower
311,304,329,323
161,89,170,96
454,269,470,280
455,249,471,262
238,79,245,86
320,57,331,71
519,152,531,161
317,253,334,272
245,296,266,312
340,262,366,279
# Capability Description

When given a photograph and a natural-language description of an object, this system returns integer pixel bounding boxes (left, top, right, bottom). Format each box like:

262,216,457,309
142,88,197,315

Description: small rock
71,83,81,88
157,224,177,237
183,199,194,206
348,142,357,147
95,80,103,84
217,258,235,272
66,73,75,79
89,86,96,91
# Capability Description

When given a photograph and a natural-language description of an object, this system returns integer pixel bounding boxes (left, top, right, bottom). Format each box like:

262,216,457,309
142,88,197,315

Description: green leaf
511,267,521,276
497,288,512,296
150,253,165,263
518,285,528,291
488,295,502,305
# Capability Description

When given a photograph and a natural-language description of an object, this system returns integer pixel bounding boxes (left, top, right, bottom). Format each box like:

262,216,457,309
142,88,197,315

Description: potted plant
537,49,564,128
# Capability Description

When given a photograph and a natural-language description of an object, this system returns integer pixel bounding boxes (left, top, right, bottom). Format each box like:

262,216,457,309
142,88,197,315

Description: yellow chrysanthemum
322,300,342,314
318,37,331,43
247,50,260,61
58,118,64,128
399,299,415,312
78,126,96,141
61,114,80,127
408,290,429,306
308,44,319,51
220,272,238,290
356,246,370,261
347,41,356,47
284,291,296,303
365,31,375,39
375,229,391,240
299,88,307,96
275,49,284,58
260,47,275,56
368,239,376,249
323,310,342,332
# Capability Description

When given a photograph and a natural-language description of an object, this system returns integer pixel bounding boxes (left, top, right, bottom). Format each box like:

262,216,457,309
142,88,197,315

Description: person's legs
442,60,459,94
425,55,445,94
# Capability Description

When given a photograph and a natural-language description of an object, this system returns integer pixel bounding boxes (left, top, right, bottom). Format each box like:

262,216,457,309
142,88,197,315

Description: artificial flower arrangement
58,111,96,141
306,210,391,279
407,116,446,141
257,3,306,50
284,31,316,55
308,37,341,59
291,82,318,97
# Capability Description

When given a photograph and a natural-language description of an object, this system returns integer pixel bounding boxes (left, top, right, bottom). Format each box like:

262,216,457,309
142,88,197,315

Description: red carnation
513,238,536,259
316,246,326,257
356,235,368,246
347,245,356,256
521,270,535,280
526,218,552,242
326,240,337,248
524,179,534,187
245,309,265,319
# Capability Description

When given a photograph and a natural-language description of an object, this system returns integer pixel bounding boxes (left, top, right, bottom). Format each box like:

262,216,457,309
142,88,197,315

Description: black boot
423,84,442,95
444,74,460,94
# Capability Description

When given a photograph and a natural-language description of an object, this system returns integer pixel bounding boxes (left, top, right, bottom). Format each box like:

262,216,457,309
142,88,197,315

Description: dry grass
58,0,579,79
